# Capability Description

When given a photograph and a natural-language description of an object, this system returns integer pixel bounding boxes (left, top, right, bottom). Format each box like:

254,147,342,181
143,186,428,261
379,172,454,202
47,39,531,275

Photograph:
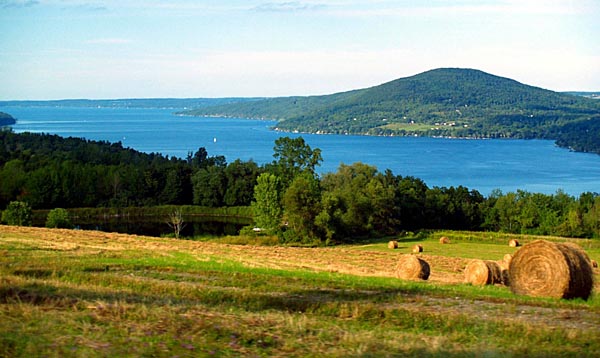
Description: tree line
1,129,599,242
0,130,261,209
253,137,600,244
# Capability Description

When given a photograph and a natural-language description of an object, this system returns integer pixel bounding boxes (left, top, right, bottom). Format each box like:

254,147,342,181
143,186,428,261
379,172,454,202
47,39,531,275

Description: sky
1,0,599,100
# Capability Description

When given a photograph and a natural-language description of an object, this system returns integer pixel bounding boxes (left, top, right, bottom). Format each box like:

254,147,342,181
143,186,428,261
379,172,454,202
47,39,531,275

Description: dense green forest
0,112,16,126
180,90,363,120
183,68,600,154
1,130,600,242
0,130,262,209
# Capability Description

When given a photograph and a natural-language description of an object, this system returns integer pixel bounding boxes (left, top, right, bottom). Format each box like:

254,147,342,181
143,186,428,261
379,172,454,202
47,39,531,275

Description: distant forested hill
181,90,363,120
0,111,16,126
0,98,263,109
564,91,600,100
183,68,600,154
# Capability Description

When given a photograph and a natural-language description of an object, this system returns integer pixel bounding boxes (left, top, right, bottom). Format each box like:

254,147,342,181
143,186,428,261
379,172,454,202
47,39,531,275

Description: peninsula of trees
0,112,16,126
182,68,600,154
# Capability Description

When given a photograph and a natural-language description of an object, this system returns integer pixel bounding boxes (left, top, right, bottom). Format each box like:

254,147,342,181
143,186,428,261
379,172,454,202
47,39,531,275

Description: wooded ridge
182,68,600,154
0,98,262,109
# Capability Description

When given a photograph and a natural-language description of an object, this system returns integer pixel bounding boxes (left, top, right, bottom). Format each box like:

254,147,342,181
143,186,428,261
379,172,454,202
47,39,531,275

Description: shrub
2,201,33,226
45,208,73,229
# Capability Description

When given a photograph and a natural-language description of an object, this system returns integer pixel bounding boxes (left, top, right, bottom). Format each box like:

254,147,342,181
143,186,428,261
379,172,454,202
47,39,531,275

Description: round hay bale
439,236,450,244
411,244,423,253
508,239,520,247
501,267,510,286
388,240,398,249
464,260,503,285
503,254,513,267
509,240,593,300
561,242,592,264
499,254,512,286
592,260,598,268
395,255,430,281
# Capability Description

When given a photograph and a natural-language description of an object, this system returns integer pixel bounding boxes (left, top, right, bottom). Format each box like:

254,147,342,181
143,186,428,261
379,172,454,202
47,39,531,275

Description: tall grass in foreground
1,227,599,357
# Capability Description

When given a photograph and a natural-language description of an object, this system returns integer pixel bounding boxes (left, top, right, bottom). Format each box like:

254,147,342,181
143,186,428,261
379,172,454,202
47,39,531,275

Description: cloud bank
252,1,326,13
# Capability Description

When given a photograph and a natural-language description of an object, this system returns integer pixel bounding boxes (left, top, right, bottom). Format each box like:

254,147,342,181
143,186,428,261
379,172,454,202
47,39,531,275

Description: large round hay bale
499,254,512,286
411,244,423,253
561,242,592,264
388,240,398,249
592,260,598,269
464,260,503,285
395,255,430,280
439,236,450,244
502,254,513,267
501,267,510,286
509,240,593,300
508,239,520,247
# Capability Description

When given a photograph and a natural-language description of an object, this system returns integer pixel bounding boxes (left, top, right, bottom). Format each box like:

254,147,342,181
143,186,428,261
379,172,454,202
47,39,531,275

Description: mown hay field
1,226,600,357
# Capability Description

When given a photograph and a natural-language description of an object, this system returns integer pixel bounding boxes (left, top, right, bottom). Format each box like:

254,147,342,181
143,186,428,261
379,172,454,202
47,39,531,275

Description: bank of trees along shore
1,129,600,243
0,131,261,209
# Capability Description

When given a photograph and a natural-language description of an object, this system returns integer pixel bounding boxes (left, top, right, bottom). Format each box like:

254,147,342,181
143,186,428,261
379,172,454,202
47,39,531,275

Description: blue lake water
3,105,600,196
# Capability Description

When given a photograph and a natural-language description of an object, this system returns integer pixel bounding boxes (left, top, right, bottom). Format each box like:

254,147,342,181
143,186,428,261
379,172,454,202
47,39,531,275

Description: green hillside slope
182,90,363,120
183,68,600,153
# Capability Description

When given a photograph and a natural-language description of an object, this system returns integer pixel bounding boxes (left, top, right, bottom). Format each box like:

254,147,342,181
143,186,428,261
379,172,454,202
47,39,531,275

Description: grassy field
1,226,599,357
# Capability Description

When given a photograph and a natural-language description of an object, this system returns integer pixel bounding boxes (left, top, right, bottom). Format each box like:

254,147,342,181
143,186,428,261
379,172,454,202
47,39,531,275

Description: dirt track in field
2,225,600,333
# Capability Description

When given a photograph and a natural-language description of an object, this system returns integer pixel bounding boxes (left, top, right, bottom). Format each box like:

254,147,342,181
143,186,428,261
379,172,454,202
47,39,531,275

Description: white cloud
178,47,600,94
252,1,326,12
35,46,596,98
4,45,599,100
325,0,597,17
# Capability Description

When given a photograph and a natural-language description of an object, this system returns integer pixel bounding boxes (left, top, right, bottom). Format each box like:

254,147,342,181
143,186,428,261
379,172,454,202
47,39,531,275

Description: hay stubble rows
1,226,599,356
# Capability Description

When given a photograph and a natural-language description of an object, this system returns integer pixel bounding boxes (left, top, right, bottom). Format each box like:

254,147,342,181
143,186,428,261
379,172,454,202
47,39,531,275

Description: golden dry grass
2,225,600,357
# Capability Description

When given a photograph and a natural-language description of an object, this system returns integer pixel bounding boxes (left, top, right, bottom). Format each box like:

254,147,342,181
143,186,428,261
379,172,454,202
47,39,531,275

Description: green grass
379,122,436,132
1,227,599,357
354,230,600,262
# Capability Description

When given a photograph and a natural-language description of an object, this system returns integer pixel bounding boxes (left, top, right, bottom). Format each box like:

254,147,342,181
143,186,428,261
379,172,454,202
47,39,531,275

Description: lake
3,105,600,196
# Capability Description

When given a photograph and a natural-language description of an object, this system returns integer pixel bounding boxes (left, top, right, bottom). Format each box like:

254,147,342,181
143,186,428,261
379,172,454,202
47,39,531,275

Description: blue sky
1,0,599,99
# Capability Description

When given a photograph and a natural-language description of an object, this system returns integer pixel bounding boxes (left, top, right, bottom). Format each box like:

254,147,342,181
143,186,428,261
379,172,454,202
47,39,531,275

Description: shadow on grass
0,273,420,315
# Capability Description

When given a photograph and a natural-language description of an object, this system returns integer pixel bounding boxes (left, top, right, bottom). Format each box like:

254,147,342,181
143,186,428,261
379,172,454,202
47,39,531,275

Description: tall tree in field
223,159,261,206
0,159,26,208
271,136,322,188
282,172,322,243
1,201,32,226
167,209,186,239
584,195,600,237
251,173,283,232
315,162,396,242
255,136,324,239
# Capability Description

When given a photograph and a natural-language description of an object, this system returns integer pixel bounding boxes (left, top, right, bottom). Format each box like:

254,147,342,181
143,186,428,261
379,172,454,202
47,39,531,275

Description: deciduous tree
251,173,283,232
2,201,32,226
